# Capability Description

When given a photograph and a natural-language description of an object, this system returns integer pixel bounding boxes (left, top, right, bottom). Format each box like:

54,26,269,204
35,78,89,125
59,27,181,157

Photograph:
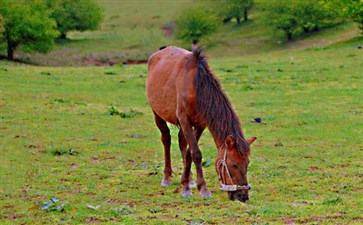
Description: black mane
194,58,250,154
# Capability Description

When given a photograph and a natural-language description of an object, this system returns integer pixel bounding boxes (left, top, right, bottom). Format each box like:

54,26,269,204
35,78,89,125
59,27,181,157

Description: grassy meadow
12,0,359,67
1,0,363,224
1,36,362,224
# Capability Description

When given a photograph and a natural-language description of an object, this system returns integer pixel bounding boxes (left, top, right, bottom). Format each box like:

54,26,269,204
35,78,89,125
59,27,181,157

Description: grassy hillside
1,37,362,224
12,0,192,66
7,0,360,66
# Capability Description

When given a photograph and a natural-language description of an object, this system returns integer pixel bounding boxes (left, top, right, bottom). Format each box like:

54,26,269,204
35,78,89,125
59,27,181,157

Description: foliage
294,0,337,33
107,105,143,118
0,13,3,32
263,0,337,40
45,0,103,39
0,0,59,59
50,146,76,156
175,6,219,43
263,1,298,41
215,0,254,24
332,0,363,33
346,0,363,32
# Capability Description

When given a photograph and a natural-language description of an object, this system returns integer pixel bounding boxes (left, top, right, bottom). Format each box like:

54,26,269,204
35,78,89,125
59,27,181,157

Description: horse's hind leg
154,113,172,187
178,130,196,189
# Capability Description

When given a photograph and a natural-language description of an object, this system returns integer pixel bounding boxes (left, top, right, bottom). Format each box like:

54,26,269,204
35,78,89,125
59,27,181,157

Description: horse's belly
146,74,179,125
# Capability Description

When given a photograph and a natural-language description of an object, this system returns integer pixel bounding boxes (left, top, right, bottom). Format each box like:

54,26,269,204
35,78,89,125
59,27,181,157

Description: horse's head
216,135,256,202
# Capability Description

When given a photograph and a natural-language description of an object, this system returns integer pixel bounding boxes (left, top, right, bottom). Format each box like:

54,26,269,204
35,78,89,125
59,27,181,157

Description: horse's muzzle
228,191,249,202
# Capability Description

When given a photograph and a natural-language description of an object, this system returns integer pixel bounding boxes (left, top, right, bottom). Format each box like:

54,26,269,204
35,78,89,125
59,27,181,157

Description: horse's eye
232,164,238,169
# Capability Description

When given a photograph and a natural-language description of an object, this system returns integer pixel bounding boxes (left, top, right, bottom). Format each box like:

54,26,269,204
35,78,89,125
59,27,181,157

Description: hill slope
2,0,362,66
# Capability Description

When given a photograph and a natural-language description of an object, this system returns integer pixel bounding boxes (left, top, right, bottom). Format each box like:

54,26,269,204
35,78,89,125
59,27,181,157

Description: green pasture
15,0,192,66
1,37,362,224
13,0,359,67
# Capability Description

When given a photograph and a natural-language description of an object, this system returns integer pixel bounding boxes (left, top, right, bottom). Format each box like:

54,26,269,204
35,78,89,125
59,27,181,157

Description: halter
217,146,252,192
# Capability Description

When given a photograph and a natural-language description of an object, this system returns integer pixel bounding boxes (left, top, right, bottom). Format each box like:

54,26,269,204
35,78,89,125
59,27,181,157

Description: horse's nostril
242,195,249,202
237,194,243,201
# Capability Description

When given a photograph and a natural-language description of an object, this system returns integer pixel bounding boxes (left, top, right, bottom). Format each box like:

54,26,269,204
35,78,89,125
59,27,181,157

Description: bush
45,0,103,39
175,7,219,43
338,0,363,33
295,1,336,33
263,0,338,41
0,0,59,59
216,0,254,24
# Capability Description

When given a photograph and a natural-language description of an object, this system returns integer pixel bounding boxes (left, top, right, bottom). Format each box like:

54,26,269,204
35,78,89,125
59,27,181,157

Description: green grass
1,37,362,224
12,0,192,66
6,0,360,66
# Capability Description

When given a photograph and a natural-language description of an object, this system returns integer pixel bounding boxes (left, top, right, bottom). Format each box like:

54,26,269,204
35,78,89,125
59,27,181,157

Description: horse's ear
225,135,235,150
247,137,257,146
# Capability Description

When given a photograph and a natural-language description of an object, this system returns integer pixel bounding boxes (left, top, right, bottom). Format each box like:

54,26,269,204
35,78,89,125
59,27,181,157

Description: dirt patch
308,166,320,171
286,30,358,50
82,57,147,66
157,215,175,220
284,218,297,225
85,217,103,224
292,201,309,206
124,59,148,65
82,58,116,66
162,21,175,37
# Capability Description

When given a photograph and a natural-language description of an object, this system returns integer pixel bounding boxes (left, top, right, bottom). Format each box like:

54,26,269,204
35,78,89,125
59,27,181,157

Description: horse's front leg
178,113,211,198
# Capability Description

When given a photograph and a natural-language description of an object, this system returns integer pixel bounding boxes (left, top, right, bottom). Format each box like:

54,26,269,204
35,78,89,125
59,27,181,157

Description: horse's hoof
181,190,193,198
200,190,212,198
188,180,196,189
161,179,171,187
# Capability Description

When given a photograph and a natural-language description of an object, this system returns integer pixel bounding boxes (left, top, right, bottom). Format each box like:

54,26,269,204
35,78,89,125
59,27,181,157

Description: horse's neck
209,130,226,151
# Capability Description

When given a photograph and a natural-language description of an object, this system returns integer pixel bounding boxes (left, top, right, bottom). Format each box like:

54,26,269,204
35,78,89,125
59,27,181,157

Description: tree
264,1,298,41
45,0,103,39
217,0,254,24
0,0,59,60
175,7,219,43
295,0,335,33
263,0,338,41
341,0,363,33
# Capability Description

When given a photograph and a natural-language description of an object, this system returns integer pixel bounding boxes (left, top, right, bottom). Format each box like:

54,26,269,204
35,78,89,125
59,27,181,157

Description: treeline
175,0,363,43
0,0,103,60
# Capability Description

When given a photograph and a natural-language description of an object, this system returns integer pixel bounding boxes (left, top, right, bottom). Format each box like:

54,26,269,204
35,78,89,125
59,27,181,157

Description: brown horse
146,45,256,202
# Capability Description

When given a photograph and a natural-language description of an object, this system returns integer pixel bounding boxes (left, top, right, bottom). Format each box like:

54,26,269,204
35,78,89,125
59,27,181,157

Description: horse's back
146,46,196,125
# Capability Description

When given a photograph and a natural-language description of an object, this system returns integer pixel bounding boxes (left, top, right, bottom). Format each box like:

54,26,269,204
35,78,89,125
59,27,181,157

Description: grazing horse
146,46,256,202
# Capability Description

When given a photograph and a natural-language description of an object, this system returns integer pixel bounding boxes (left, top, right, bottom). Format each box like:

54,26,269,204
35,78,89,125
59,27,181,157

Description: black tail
192,41,202,58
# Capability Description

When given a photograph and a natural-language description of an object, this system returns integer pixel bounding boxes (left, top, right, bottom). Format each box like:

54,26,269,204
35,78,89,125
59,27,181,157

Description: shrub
107,105,143,118
336,0,363,33
175,7,219,43
45,0,103,39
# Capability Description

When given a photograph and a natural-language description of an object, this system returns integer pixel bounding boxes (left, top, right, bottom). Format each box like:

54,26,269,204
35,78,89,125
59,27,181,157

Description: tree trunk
287,31,292,41
7,41,15,60
223,17,232,23
60,33,67,39
236,16,241,25
244,7,248,21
